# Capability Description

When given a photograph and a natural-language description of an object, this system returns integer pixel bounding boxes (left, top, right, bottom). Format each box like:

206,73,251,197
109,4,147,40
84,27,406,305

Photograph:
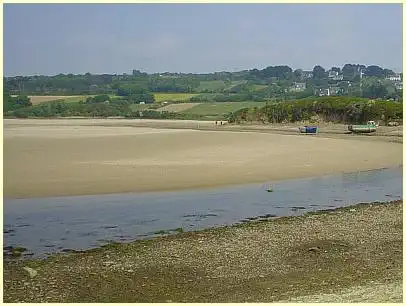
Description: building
314,86,342,97
328,70,338,78
289,82,307,92
395,82,403,90
328,70,344,81
329,86,341,96
315,88,330,96
302,71,313,79
386,74,402,82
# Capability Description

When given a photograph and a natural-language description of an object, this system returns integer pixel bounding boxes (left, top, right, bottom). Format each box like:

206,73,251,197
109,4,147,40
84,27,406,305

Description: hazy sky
4,3,403,76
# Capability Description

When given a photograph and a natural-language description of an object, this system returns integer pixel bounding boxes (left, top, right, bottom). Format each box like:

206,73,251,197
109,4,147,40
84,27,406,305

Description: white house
395,82,403,90
289,82,307,92
328,70,338,78
386,74,401,82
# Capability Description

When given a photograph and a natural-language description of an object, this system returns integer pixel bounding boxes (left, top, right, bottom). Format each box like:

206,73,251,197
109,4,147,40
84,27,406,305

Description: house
314,88,330,96
314,86,342,96
289,82,307,92
302,71,313,79
329,86,341,96
328,70,344,81
395,82,403,90
386,74,402,82
328,70,338,78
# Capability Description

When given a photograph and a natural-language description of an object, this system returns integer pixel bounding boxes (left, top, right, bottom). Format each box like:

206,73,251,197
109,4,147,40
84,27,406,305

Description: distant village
289,68,402,97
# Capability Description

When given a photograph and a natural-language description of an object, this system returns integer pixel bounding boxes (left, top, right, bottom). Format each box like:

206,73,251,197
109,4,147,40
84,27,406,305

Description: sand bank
3,119,403,198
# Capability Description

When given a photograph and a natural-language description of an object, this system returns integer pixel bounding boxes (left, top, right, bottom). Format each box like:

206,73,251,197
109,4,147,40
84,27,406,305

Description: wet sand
4,119,403,199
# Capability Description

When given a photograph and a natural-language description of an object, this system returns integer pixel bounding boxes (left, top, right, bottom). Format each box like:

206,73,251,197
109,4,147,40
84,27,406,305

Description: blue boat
299,126,318,134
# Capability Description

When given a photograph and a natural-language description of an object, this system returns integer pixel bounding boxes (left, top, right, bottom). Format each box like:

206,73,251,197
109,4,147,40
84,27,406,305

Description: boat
348,121,377,133
299,126,318,134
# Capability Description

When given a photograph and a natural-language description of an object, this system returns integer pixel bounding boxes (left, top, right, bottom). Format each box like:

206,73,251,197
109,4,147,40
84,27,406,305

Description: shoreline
3,200,402,302
4,165,402,201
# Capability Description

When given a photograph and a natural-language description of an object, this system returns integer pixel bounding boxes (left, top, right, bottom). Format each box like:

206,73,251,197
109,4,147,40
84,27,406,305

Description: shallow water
3,166,402,258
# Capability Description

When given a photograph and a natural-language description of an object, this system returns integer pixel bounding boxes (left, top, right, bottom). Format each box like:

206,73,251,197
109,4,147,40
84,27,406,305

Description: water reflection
3,167,402,258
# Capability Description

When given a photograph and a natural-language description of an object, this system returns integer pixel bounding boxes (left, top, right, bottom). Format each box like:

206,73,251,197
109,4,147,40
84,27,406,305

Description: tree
312,65,326,79
364,65,384,78
383,69,395,77
293,69,303,80
342,64,366,79
362,83,388,99
85,95,110,104
331,67,341,73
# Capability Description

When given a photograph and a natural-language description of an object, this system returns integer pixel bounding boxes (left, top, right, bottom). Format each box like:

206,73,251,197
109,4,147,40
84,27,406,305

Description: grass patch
129,104,155,111
26,95,91,105
198,81,226,91
181,101,266,116
153,93,199,102
252,85,268,91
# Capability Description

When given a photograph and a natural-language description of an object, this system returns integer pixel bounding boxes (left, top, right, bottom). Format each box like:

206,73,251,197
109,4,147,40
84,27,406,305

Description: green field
153,93,199,102
56,96,91,103
181,101,266,116
20,95,92,105
197,80,247,92
129,104,156,111
252,85,268,91
197,80,226,91
227,80,247,89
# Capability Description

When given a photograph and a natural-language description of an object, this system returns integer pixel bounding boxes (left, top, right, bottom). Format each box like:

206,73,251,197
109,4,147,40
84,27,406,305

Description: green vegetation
153,93,199,102
182,102,267,116
4,63,403,122
197,80,227,92
5,90,402,126
6,64,402,102
55,96,92,103
3,90,32,112
252,85,268,91
129,103,158,112
226,97,403,125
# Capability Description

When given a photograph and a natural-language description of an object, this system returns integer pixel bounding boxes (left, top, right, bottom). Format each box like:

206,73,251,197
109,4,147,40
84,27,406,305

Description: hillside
5,64,403,103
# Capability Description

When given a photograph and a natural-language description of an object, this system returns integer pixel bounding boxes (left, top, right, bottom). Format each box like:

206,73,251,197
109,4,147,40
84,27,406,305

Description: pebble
23,267,38,278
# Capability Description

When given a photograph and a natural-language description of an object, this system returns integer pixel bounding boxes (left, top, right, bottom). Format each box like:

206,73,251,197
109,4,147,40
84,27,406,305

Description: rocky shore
3,200,402,302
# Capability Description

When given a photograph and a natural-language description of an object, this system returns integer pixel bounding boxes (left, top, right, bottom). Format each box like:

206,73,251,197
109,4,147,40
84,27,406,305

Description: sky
3,3,403,76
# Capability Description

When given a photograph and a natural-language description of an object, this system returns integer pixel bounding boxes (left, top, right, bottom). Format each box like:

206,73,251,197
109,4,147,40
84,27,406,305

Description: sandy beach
3,119,403,199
